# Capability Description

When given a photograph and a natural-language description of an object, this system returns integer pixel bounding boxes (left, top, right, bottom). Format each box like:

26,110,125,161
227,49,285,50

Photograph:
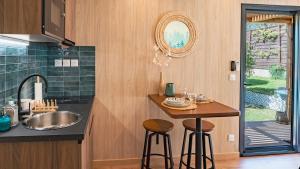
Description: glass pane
51,2,61,27
245,12,293,148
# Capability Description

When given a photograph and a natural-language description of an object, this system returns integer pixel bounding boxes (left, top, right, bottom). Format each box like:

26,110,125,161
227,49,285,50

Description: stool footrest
179,129,216,169
141,153,173,169
141,128,174,169
142,153,172,159
182,153,214,161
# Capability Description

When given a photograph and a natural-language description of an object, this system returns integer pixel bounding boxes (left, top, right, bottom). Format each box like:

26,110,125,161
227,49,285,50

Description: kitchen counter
0,96,94,143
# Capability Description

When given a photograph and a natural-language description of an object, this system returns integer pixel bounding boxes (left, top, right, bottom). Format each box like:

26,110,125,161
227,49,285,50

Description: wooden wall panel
75,0,300,161
65,0,76,42
75,0,95,45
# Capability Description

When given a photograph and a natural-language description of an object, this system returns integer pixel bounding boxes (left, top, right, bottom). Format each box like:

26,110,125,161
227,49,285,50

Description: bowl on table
196,94,207,102
163,97,191,108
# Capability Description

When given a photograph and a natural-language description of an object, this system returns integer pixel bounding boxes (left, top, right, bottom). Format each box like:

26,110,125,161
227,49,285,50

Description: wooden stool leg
167,134,174,169
202,134,207,169
146,133,154,169
141,131,149,169
187,133,194,169
179,129,187,169
208,134,216,169
163,135,169,169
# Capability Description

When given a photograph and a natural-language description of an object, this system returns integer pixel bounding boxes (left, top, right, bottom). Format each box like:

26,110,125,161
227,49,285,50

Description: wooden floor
94,154,300,169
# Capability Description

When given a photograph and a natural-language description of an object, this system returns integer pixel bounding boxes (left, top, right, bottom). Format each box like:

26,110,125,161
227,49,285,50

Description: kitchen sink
23,111,81,130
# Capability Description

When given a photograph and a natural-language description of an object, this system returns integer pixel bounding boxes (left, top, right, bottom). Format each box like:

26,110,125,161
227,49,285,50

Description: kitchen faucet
17,74,48,120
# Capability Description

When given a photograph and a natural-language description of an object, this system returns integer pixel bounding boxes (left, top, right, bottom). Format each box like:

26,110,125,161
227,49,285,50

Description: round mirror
155,12,197,58
164,21,190,49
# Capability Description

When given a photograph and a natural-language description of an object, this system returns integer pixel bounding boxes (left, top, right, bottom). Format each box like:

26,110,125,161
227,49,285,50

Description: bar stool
179,119,216,169
141,119,174,169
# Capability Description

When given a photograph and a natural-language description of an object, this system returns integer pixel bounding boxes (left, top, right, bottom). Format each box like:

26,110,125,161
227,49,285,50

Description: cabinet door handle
89,114,94,136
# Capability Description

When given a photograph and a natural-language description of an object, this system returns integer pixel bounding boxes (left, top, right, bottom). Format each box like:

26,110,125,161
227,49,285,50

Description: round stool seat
143,119,174,134
183,119,215,132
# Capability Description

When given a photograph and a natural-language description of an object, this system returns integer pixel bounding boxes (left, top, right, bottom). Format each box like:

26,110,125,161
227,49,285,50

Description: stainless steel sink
23,111,81,130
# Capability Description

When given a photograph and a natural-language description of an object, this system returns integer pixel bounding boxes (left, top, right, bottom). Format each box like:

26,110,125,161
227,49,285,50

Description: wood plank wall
75,0,300,161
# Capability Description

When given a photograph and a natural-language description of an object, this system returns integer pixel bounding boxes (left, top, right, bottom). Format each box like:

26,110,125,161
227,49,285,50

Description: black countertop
0,96,94,143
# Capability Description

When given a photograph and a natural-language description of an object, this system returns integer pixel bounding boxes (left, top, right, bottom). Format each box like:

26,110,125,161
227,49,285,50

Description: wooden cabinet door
82,112,94,169
81,139,87,169
44,0,65,40
0,141,54,169
65,0,76,42
0,141,81,169
53,141,81,169
88,113,94,169
0,0,42,34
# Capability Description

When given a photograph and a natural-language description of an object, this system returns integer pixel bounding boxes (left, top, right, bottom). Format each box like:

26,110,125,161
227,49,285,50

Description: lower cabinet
0,140,81,169
53,141,82,169
0,113,94,169
82,112,94,169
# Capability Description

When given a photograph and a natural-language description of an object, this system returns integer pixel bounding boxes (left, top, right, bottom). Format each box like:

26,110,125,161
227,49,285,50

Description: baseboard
93,152,240,167
93,158,140,167
214,152,240,160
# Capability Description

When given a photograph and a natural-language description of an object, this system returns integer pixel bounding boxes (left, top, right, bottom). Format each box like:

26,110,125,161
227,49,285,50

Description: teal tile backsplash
46,45,95,97
0,43,48,108
0,42,95,108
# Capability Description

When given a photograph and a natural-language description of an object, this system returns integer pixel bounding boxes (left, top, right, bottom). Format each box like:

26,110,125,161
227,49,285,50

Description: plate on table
163,97,191,108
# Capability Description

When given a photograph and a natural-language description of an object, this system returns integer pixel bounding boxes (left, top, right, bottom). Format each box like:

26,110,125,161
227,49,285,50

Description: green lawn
245,105,276,121
246,76,286,95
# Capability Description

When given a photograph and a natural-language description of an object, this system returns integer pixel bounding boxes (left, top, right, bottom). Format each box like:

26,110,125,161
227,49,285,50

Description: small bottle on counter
0,110,11,132
4,101,18,127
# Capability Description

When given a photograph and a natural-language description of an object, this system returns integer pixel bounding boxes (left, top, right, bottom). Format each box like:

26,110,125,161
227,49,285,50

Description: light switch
63,59,71,67
227,134,235,142
71,59,79,67
229,73,236,81
54,59,63,67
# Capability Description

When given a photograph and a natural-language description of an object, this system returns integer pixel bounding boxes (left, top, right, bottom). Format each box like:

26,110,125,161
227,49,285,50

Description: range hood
0,34,59,43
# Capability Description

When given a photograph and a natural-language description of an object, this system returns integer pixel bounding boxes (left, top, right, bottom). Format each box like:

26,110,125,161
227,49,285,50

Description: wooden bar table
148,94,240,169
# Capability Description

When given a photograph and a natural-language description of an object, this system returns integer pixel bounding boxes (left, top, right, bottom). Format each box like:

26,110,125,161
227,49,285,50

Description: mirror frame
155,12,198,58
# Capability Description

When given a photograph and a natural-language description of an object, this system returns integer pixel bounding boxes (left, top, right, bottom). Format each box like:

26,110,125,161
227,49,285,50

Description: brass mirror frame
155,12,198,58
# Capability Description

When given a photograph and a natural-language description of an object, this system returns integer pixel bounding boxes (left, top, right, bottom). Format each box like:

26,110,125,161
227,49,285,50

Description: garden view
245,22,289,123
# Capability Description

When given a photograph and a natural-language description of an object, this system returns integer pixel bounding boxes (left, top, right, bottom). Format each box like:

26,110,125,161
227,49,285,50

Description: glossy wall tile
0,42,95,108
0,43,48,108
46,45,95,97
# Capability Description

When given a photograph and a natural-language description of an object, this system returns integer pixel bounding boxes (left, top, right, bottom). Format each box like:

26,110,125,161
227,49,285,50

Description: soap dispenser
0,110,11,132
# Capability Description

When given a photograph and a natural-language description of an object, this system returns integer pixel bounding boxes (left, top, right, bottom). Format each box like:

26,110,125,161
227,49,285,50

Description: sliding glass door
240,4,300,155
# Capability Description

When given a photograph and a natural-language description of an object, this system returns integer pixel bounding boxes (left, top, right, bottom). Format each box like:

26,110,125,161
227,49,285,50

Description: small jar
4,101,18,127
165,83,175,97
0,110,11,132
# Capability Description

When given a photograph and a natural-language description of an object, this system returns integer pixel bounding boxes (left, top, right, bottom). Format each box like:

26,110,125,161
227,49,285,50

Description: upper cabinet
0,0,42,34
43,0,65,41
0,0,76,45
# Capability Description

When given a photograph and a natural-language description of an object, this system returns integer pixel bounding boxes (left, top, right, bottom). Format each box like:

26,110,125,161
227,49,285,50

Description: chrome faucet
17,74,48,119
